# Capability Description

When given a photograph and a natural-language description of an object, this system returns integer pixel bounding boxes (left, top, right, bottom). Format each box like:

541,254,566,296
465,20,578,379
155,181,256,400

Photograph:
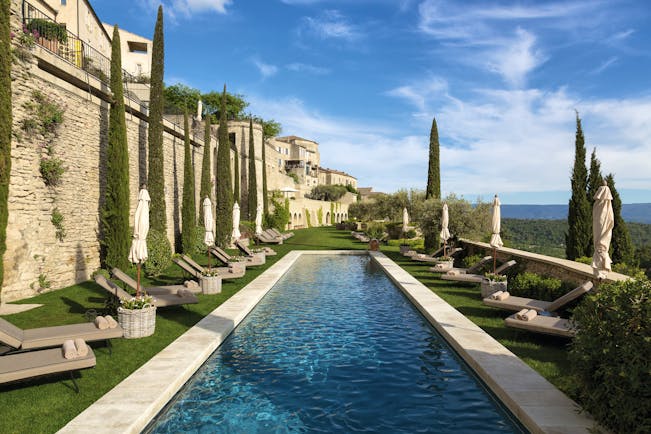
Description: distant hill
501,203,651,224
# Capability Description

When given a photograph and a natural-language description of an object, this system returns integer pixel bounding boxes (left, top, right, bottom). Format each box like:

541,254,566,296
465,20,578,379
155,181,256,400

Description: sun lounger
504,314,576,338
268,228,293,239
175,256,245,280
441,260,517,283
234,240,255,257
412,247,462,263
96,273,198,307
0,317,123,352
483,281,593,313
211,246,265,266
433,255,492,274
0,343,96,392
255,231,283,244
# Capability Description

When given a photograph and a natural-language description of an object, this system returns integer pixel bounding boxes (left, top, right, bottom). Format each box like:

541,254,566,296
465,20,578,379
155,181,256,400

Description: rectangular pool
146,254,526,433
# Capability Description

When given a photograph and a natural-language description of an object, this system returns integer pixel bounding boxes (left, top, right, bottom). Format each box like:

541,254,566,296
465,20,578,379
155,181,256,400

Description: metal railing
21,1,146,100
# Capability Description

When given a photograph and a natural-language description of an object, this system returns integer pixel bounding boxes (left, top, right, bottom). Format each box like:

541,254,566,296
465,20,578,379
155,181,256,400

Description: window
127,41,148,54
61,0,67,5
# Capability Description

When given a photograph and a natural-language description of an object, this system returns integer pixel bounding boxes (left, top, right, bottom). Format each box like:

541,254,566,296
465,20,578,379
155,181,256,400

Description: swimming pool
147,254,525,433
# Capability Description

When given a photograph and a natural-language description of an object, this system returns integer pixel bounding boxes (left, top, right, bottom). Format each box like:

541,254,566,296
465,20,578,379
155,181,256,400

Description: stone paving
58,251,600,434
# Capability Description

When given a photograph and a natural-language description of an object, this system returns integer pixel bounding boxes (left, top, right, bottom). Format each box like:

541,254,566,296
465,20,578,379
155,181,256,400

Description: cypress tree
101,25,130,270
147,5,167,233
233,143,239,205
605,174,633,264
247,118,257,220
181,110,196,253
198,114,212,226
215,85,233,247
587,148,603,206
424,117,441,250
262,125,269,215
425,116,441,200
566,112,592,260
0,0,12,297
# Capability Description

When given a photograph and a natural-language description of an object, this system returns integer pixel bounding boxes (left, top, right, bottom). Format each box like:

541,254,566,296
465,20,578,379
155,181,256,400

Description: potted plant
26,19,67,53
429,255,453,271
200,269,222,294
481,273,508,297
117,293,156,339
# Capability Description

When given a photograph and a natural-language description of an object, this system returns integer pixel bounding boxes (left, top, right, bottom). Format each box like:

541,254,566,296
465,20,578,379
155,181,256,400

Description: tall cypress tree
587,148,603,206
101,25,130,270
424,117,441,250
425,116,441,200
0,0,12,299
181,110,196,253
566,112,591,260
233,142,239,206
147,5,166,233
247,118,257,220
262,124,269,215
605,174,633,264
198,114,212,226
215,85,233,247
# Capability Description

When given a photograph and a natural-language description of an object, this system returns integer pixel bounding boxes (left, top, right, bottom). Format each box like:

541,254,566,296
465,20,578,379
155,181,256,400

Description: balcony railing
21,1,145,102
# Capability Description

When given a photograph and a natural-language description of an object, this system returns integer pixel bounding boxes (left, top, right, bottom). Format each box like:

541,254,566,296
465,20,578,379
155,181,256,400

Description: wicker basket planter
200,275,222,294
480,279,508,298
117,305,156,339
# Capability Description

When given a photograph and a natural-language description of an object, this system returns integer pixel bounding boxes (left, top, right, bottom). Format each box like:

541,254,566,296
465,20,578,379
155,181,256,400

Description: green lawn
0,227,574,433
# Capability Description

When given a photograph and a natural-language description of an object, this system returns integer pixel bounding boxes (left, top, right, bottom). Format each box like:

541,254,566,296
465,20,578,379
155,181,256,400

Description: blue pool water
148,255,526,433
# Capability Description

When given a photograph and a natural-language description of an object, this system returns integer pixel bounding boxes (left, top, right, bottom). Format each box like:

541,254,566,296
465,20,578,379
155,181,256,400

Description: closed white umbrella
255,204,263,235
402,207,409,233
440,203,451,256
128,187,150,297
203,197,215,271
489,195,503,273
232,202,241,242
592,181,614,279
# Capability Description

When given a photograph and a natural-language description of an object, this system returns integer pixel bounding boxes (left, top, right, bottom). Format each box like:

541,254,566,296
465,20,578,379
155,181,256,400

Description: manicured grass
0,227,574,433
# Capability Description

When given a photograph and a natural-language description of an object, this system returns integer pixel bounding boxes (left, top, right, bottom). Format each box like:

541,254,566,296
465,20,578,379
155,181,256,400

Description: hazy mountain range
501,203,651,223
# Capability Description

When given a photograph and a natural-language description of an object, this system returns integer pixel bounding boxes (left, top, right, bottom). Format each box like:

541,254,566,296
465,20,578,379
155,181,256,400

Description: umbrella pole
136,263,141,298
443,240,447,257
207,249,212,273
492,249,497,274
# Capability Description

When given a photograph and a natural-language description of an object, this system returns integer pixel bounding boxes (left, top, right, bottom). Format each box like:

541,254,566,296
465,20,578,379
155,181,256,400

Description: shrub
366,222,385,240
575,256,592,265
142,229,172,277
508,272,566,302
612,262,647,280
26,19,68,43
50,207,65,241
462,254,484,269
39,157,65,186
306,184,347,201
569,278,651,434
264,197,290,230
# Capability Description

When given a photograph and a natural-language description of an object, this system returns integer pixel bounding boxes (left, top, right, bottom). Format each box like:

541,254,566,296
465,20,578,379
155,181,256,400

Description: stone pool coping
59,250,598,433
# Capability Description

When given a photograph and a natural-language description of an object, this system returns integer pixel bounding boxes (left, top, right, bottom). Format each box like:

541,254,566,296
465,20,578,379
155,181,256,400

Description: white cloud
301,10,361,41
252,59,279,78
486,28,546,88
591,56,618,74
287,63,331,75
386,76,448,112
137,0,231,21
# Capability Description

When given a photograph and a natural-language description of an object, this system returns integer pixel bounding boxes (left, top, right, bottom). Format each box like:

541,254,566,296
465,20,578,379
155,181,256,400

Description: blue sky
93,0,651,204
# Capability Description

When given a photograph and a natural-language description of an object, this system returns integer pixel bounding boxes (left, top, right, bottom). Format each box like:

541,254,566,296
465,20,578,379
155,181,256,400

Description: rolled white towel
62,340,78,359
74,338,88,357
516,309,537,321
104,315,118,329
447,270,460,276
495,291,510,301
94,316,109,330
515,309,529,320
490,291,504,300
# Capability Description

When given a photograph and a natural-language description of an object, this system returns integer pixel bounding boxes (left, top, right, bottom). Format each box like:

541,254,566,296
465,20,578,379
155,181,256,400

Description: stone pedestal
200,275,222,294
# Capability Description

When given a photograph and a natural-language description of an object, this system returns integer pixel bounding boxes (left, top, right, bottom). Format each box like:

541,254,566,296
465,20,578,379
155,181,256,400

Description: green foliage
606,174,634,264
39,157,65,186
612,262,647,280
330,202,335,224
247,118,257,220
575,256,592,265
305,208,312,227
264,196,290,230
502,218,567,257
306,184,348,201
587,147,602,206
101,25,130,271
147,5,167,234
215,85,233,247
181,111,196,254
261,123,269,215
317,207,323,225
508,272,566,302
163,83,201,113
142,228,172,277
22,91,64,136
569,278,651,434
202,90,248,119
261,119,281,138
425,116,441,200
287,172,299,184
0,0,11,298
366,222,386,240
26,18,67,43
233,145,240,204
38,273,51,290
198,114,212,226
348,189,422,222
566,112,591,260
50,207,65,241
462,254,484,269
